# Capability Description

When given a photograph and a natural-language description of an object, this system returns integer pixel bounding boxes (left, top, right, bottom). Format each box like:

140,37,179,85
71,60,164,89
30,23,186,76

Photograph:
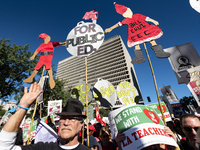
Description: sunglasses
183,126,200,132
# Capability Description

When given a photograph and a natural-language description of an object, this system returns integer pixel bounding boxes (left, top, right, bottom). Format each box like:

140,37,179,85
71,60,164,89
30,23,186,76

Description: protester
180,114,200,150
0,82,90,150
84,136,99,150
94,123,102,139
99,126,117,150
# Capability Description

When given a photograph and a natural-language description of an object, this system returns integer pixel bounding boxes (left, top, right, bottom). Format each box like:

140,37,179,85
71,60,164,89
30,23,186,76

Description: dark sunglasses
183,126,199,132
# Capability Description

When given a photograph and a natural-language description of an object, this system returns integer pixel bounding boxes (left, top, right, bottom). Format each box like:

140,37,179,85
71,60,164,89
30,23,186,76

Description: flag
95,106,106,126
34,119,58,144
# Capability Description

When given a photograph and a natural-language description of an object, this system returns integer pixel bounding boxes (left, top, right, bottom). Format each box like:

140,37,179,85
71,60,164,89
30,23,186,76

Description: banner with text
108,105,177,150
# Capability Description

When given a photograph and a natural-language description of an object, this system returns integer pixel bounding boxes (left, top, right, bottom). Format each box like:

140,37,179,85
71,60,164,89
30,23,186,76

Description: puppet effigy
23,33,66,89
105,3,171,64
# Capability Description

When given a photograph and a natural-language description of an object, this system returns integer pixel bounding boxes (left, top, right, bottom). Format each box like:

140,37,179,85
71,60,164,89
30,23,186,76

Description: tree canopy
0,38,38,101
180,96,198,112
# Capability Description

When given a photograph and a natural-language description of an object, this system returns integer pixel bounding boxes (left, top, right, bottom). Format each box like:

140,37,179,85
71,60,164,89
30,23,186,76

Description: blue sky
1,0,200,105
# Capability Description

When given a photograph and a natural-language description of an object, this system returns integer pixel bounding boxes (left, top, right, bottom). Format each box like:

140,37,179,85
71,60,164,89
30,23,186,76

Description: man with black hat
0,82,90,150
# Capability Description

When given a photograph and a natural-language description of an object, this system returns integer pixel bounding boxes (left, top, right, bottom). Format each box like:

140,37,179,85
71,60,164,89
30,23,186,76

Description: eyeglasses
60,117,81,123
183,126,200,132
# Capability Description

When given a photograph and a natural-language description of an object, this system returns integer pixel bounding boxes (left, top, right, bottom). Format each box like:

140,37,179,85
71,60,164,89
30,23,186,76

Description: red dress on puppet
118,14,163,48
34,42,60,70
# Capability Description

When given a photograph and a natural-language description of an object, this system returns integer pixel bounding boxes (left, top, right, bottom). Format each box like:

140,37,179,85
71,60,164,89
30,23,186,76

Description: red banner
95,106,106,126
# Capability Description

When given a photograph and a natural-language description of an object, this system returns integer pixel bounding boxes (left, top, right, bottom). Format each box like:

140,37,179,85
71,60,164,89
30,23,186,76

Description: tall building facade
56,35,143,106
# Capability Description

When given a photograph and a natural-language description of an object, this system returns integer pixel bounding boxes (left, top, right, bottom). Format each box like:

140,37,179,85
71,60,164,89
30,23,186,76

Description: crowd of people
0,82,200,150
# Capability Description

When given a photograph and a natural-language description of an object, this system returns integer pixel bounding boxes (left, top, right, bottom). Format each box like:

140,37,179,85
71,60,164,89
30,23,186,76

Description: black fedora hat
56,100,86,119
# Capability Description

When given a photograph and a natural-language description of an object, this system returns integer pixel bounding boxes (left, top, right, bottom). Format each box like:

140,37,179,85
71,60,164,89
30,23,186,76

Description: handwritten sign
94,79,117,106
66,21,104,57
48,100,62,121
108,104,177,150
72,80,93,105
117,81,138,105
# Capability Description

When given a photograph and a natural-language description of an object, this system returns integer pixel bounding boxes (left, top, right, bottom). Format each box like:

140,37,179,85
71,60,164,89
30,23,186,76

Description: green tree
99,108,110,118
180,96,198,112
0,38,39,101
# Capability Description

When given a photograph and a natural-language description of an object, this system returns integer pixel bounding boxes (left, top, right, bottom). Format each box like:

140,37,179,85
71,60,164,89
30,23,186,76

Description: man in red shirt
23,33,66,89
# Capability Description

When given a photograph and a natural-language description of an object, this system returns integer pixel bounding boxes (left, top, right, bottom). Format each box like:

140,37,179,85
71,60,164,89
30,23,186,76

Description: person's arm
146,17,159,26
30,51,38,61
105,23,119,33
59,42,66,46
3,82,43,132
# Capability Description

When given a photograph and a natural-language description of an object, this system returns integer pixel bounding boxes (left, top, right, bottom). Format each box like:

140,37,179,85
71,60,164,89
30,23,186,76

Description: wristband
17,104,29,110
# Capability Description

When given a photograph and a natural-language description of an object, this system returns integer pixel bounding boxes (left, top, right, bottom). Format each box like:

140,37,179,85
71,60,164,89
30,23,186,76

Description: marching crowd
0,82,200,150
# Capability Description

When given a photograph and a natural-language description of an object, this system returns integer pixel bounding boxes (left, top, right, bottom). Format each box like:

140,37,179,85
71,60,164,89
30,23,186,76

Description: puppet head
38,33,51,44
39,33,49,39
114,2,127,15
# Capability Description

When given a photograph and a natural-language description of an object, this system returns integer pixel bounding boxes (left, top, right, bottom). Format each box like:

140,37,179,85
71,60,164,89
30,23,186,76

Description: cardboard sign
72,80,93,106
0,112,12,124
48,100,62,121
66,21,104,57
94,79,117,106
148,102,172,122
164,43,200,84
117,81,138,105
108,105,177,150
178,66,200,106
189,0,200,13
21,115,54,140
21,120,37,140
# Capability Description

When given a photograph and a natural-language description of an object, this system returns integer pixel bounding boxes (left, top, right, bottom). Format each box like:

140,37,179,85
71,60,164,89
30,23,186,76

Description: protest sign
148,102,172,122
108,104,177,150
117,81,138,105
178,66,200,106
72,80,93,106
21,115,55,140
94,79,117,107
189,0,200,13
21,120,37,140
0,112,12,125
66,21,104,57
48,100,62,121
164,43,200,84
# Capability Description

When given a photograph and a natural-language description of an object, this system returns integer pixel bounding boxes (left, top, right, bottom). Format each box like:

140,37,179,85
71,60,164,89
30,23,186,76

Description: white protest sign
117,81,139,105
66,21,104,57
48,100,62,121
94,79,117,107
190,0,200,13
108,104,177,150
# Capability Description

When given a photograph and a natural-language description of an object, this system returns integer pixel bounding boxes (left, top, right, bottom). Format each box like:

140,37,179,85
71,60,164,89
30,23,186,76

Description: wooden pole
143,43,166,125
85,56,89,147
27,66,45,144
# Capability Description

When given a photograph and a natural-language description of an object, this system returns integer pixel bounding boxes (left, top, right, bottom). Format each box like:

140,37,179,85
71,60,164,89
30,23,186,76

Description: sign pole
143,43,166,125
27,66,45,144
85,56,89,147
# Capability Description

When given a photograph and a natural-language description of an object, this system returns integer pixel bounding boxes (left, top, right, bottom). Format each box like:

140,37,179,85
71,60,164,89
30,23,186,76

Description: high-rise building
56,35,143,106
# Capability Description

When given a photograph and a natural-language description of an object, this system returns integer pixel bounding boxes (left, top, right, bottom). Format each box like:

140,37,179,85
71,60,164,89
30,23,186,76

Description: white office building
56,35,143,106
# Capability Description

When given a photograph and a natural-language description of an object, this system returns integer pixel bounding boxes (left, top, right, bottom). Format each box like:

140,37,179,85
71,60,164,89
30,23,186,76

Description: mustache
61,126,73,131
